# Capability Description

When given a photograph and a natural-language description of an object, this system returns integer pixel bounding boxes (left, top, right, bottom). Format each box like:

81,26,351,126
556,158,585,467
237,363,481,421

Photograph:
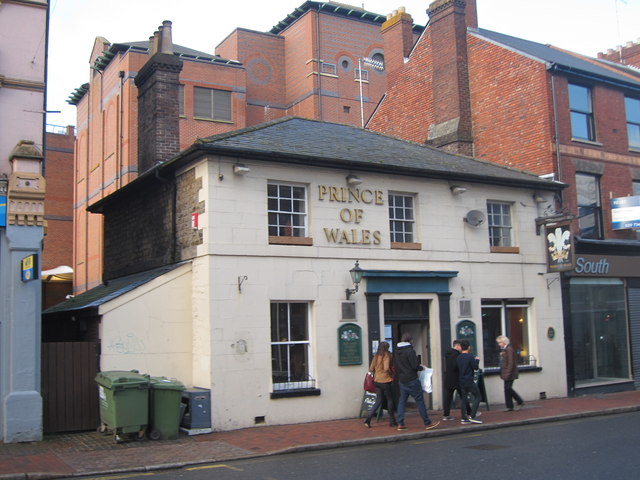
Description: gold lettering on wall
318,184,384,246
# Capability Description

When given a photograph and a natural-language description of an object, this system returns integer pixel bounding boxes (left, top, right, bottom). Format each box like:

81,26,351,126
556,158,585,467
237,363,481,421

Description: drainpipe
118,70,124,188
549,64,563,206
316,8,323,121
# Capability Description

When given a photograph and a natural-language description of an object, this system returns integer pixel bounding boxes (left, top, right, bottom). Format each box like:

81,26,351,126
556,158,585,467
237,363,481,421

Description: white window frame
270,302,314,391
389,193,415,243
487,201,513,247
267,182,308,238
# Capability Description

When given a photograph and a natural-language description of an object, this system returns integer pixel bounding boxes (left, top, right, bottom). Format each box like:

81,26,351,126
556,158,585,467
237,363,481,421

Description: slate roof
43,262,188,315
90,117,562,215
269,1,424,35
187,117,562,189
472,28,640,91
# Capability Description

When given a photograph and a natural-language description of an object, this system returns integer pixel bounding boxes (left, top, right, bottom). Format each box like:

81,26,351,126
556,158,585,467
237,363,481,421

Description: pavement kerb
3,405,640,480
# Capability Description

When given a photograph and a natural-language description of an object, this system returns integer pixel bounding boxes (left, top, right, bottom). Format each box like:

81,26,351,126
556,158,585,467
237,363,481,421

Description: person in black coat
442,340,462,421
394,333,437,431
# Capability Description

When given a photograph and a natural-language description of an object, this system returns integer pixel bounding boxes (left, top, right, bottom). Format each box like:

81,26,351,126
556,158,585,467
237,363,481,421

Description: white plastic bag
418,367,433,393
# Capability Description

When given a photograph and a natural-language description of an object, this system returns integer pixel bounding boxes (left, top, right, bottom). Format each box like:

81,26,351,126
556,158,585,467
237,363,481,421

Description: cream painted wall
98,263,193,385
184,157,566,431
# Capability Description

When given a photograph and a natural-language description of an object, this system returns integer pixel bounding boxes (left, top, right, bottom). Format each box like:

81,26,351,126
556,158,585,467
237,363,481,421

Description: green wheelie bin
148,376,185,440
95,370,150,443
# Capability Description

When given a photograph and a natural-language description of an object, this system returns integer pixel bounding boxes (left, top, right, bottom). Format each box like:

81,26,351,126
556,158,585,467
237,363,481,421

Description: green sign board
456,320,477,355
338,323,362,366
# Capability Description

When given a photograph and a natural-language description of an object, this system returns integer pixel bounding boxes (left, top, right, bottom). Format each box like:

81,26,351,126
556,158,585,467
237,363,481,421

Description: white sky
46,0,640,128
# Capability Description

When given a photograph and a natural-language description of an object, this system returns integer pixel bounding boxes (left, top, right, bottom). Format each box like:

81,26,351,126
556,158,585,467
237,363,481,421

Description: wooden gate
42,342,100,433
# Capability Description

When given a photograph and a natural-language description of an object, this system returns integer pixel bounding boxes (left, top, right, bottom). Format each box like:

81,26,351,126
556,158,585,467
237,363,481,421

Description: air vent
459,299,472,317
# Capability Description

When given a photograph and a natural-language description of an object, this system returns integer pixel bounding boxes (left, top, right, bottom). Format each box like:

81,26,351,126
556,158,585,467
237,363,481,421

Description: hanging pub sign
545,223,574,272
338,323,362,366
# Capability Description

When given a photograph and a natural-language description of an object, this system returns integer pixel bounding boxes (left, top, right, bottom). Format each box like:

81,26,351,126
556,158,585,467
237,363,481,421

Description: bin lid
95,370,150,389
149,376,186,390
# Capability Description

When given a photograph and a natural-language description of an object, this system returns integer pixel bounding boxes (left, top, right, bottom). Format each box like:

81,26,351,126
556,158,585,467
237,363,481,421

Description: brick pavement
1,390,639,479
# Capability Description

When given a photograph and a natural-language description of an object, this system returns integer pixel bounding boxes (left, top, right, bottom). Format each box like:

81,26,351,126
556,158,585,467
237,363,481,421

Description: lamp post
357,57,384,128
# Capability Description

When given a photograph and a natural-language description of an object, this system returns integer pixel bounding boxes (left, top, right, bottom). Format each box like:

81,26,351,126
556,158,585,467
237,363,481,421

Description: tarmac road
60,411,640,480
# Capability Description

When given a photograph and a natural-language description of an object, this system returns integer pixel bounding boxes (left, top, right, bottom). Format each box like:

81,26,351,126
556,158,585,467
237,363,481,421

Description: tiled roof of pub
472,28,640,90
189,117,562,190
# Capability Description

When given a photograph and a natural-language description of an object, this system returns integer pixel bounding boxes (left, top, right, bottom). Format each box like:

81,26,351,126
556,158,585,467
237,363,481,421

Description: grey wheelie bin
148,376,185,440
95,370,150,443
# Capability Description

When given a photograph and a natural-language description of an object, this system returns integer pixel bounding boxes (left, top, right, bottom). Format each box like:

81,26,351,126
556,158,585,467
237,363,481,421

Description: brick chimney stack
425,0,473,156
134,20,183,174
381,7,415,75
598,38,640,67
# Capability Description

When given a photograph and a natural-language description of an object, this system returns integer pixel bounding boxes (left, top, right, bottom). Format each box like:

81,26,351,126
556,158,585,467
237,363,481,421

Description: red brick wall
43,130,74,271
467,34,556,174
598,40,640,67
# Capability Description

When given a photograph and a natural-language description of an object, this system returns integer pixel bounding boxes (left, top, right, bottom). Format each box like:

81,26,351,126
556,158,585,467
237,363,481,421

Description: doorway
383,299,430,363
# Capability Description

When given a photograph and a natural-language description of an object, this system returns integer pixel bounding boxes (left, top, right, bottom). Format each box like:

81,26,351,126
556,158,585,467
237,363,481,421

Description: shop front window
569,278,630,386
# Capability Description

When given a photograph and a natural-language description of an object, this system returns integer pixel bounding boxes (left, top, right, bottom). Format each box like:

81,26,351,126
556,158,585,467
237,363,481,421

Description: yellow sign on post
21,254,38,282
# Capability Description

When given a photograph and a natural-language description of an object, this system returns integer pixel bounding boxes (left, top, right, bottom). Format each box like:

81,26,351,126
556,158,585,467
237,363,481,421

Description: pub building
44,116,569,431
43,43,569,431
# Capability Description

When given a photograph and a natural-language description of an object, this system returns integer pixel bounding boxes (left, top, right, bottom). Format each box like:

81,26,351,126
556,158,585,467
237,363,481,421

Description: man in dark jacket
394,333,437,431
442,339,463,421
456,340,483,424
497,335,525,411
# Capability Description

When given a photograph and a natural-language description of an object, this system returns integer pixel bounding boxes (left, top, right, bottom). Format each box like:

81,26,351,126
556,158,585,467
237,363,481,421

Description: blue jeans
396,378,431,425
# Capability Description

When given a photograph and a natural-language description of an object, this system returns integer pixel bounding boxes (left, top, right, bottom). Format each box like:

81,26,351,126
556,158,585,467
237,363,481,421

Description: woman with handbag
364,341,397,428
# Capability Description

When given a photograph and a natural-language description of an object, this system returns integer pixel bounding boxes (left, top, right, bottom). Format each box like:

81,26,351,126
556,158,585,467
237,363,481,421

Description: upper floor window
625,96,640,150
268,183,307,238
271,302,314,391
194,86,232,121
389,193,415,243
568,83,595,141
320,62,337,75
481,300,532,369
576,172,603,239
179,85,184,116
487,201,512,247
355,68,369,82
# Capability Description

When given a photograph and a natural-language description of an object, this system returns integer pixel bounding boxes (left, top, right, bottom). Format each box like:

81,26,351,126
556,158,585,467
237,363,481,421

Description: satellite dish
464,210,486,227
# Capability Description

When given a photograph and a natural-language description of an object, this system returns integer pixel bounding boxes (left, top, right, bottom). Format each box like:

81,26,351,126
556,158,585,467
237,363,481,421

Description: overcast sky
46,0,640,128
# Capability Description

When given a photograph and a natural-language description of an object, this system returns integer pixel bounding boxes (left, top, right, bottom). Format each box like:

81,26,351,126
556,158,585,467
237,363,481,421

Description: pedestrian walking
497,335,525,411
442,339,463,421
456,340,483,424
394,333,438,431
364,341,397,428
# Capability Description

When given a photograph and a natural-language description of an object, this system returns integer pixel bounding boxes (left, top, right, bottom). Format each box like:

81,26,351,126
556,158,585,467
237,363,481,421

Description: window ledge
391,241,422,250
571,138,603,147
629,146,640,154
270,388,321,399
482,366,542,376
490,246,520,254
269,236,313,246
194,117,233,124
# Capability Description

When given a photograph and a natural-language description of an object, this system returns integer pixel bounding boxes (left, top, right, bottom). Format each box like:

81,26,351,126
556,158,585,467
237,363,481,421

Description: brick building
368,0,640,396
45,31,566,432
68,2,422,295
